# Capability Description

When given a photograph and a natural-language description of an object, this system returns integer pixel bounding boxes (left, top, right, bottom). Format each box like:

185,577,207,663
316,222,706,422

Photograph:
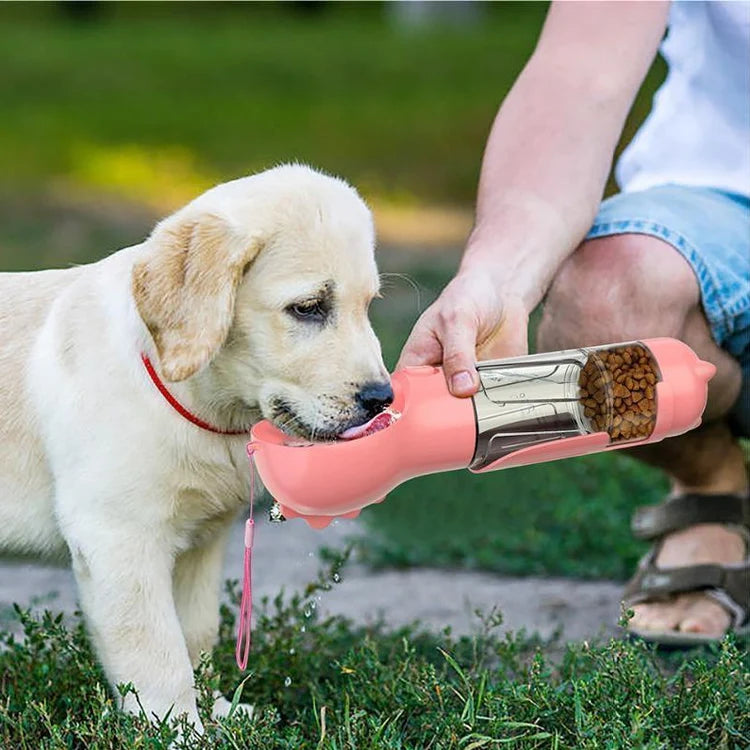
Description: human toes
676,593,732,636
629,598,689,633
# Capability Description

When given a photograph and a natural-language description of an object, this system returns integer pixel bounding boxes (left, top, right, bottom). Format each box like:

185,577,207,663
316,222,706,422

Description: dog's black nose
356,381,394,420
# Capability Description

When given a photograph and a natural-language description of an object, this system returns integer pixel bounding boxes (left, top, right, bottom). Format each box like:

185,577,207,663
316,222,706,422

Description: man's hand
396,268,529,397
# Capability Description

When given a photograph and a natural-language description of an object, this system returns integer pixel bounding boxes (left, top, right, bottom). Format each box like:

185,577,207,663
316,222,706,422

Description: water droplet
301,625,306,633
284,676,292,687
332,573,341,583
303,606,312,618
289,648,296,655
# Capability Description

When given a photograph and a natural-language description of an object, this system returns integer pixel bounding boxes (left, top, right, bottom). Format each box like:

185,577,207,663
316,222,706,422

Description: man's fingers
396,327,443,370
440,322,480,397
397,320,478,397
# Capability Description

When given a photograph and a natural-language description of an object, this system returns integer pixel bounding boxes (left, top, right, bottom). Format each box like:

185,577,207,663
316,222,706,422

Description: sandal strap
631,493,750,541
624,556,750,627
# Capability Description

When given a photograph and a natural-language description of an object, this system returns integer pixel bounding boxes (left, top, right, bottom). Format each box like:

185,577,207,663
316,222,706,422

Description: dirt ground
0,514,624,644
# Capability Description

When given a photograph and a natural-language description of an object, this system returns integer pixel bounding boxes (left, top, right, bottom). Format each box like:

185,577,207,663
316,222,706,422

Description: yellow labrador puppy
0,164,391,728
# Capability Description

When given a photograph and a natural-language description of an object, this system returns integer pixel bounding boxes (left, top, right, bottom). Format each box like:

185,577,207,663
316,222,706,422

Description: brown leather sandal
623,492,750,645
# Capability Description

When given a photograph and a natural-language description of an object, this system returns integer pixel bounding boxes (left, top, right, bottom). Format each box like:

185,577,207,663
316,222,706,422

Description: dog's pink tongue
338,409,400,440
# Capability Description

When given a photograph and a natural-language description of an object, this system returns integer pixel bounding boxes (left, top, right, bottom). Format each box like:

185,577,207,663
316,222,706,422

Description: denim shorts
586,184,750,437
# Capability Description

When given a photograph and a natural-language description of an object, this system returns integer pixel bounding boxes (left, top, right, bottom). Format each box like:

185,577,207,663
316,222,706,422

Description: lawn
1,564,748,749
0,2,662,208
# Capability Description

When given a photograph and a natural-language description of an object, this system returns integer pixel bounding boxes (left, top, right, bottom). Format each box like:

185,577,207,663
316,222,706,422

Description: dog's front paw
212,691,254,721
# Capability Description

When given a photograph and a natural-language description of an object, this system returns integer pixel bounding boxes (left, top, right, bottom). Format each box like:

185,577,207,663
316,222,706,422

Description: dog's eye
287,300,327,322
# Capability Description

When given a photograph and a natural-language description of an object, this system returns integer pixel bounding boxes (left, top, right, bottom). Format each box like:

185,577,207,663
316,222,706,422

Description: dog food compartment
577,342,660,444
470,342,661,471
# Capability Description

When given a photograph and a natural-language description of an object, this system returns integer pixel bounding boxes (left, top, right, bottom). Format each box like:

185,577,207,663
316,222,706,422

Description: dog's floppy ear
132,212,262,382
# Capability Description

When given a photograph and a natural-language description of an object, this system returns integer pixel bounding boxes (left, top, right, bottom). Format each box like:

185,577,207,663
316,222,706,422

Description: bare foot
629,523,746,637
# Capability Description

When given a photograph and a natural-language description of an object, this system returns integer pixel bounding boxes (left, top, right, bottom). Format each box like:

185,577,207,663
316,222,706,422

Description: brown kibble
579,344,658,444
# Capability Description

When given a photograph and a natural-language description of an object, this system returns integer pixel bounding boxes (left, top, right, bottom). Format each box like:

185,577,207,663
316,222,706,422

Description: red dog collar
140,354,250,435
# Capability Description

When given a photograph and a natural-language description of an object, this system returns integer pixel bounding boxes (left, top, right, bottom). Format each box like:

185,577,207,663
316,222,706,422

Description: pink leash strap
235,444,257,670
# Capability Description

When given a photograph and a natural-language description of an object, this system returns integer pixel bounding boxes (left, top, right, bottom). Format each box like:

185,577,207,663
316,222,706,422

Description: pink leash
235,443,257,670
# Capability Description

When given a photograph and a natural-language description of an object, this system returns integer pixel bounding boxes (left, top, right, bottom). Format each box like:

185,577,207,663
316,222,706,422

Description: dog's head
132,164,391,440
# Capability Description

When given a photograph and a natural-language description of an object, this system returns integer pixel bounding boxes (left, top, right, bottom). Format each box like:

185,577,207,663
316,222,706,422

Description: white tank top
616,0,750,198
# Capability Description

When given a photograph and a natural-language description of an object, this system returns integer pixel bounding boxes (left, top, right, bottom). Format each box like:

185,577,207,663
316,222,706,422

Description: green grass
354,452,666,580
0,2,663,207
1,557,748,749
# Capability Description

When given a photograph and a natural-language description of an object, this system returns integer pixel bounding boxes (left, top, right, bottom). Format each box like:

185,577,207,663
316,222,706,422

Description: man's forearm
461,1,669,310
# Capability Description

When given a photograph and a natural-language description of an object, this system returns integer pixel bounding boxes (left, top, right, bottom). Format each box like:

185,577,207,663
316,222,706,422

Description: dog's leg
66,521,203,731
173,522,233,668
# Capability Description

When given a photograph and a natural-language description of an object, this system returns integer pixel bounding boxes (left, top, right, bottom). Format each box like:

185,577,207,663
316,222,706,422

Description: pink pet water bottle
249,338,715,528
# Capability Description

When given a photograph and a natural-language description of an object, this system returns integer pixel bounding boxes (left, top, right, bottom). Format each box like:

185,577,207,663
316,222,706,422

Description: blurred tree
57,1,103,22
288,0,328,16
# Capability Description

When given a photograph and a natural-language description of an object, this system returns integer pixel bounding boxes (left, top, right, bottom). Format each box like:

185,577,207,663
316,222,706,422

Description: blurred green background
0,1,670,579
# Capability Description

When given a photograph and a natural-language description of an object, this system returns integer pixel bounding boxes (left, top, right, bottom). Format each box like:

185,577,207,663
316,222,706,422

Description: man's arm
398,1,670,393
464,0,670,309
